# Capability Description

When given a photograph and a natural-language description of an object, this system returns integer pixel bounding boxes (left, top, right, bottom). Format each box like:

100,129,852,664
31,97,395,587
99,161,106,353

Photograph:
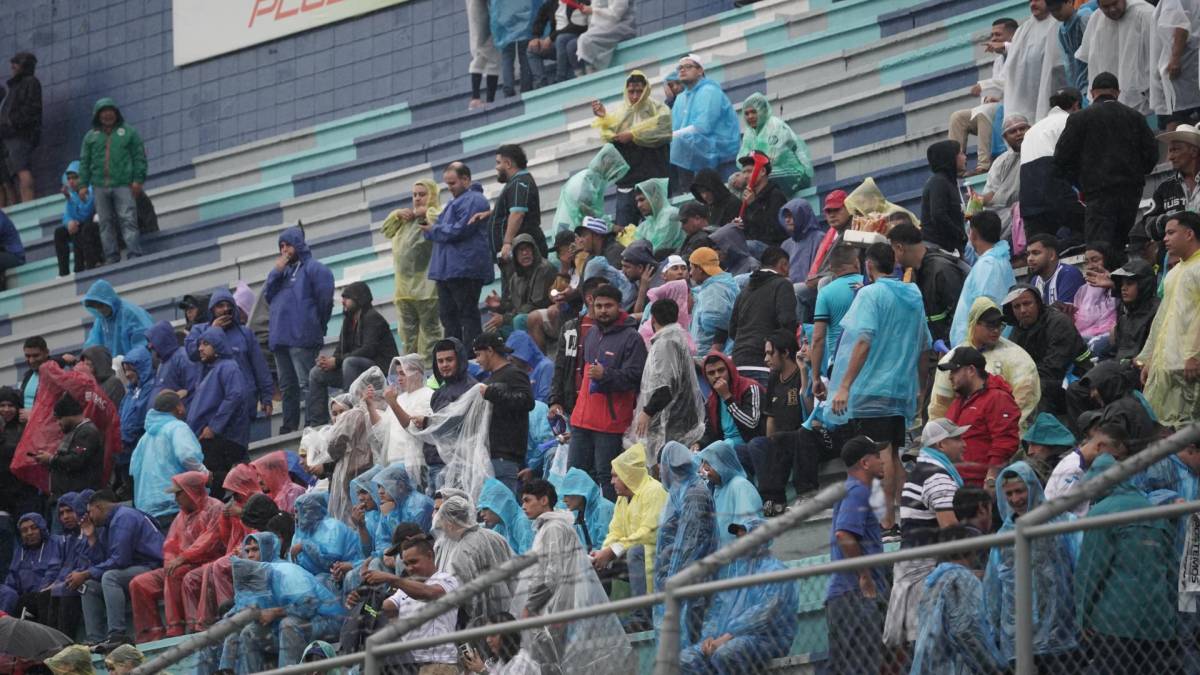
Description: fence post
129,608,259,675
1012,522,1033,675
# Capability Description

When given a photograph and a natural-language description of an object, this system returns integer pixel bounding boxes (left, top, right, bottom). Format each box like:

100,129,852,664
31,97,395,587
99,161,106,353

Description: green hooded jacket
78,98,147,189
737,92,812,190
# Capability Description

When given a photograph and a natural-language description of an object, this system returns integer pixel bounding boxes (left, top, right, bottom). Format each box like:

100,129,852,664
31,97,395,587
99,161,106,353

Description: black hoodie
690,169,741,228
920,140,966,254
336,281,399,372
0,53,41,145
728,269,799,368
1111,259,1160,362
1076,361,1158,450
1003,283,1092,413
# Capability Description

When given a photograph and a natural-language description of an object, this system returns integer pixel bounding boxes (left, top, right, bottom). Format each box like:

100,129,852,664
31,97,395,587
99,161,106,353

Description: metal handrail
130,608,259,675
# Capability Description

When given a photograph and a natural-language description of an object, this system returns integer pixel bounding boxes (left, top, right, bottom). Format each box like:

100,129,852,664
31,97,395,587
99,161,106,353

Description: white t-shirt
1045,451,1088,517
386,572,461,664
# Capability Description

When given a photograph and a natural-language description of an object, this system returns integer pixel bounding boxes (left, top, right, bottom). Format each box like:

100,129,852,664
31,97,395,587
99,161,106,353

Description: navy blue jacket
425,184,495,282
185,289,274,408
145,320,200,396
87,504,164,578
264,227,335,350
186,326,250,446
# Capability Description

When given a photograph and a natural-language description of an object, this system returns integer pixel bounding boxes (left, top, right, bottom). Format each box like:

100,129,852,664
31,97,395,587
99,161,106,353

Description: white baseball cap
679,53,704,69
661,254,687,271
921,418,970,447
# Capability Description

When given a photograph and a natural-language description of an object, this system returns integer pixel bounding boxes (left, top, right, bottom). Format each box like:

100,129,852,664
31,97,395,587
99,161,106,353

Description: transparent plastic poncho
411,385,495,502
432,495,516,627
372,461,435,536
553,144,630,232
380,355,432,482
654,442,719,646
626,322,705,460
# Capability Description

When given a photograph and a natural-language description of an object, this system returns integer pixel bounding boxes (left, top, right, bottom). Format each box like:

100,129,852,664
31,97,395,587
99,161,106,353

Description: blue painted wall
1,0,728,196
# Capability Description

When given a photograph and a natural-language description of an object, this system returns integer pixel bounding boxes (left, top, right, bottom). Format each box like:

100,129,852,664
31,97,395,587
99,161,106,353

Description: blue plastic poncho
506,330,553,403
949,240,1016,345
679,517,799,674
291,492,363,578
373,462,435,537
118,345,157,448
910,562,1007,675
560,467,616,552
478,477,535,555
671,77,741,172
983,462,1078,661
82,279,153,357
583,255,634,305
697,442,763,546
824,277,931,425
489,0,539,48
526,401,557,477
128,409,206,519
349,466,384,557
655,442,720,645
690,271,740,351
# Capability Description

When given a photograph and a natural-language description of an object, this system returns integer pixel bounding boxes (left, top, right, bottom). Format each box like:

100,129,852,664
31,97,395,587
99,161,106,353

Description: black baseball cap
678,200,708,221
937,346,988,373
976,307,1004,327
737,151,772,174
840,435,886,467
472,332,512,354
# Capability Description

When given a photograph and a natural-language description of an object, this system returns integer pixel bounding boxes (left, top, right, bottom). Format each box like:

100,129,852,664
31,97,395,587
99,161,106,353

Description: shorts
3,137,33,174
852,415,907,450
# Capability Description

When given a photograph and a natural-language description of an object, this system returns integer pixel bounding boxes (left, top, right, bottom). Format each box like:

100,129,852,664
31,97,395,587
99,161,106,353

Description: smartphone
458,644,475,660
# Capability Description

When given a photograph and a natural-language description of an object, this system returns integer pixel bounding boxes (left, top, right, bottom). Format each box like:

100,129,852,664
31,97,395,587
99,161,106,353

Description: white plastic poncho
1076,0,1155,114
411,385,495,502
1150,0,1200,115
377,355,433,482
433,495,516,627
1003,14,1066,122
511,510,635,674
575,0,635,71
625,322,705,459
325,401,374,524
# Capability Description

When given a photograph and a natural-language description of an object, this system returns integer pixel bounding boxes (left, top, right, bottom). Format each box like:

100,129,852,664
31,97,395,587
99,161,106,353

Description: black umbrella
0,615,74,660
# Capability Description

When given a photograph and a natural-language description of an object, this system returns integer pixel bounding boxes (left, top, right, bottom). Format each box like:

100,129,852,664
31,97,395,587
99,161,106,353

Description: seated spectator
1003,283,1093,414
104,644,146,675
379,535,461,671
432,495,515,627
592,71,673,228
983,462,1078,666
186,327,250,500
591,442,666,593
663,70,683,107
487,233,557,334
478,477,534,555
252,451,306,515
633,177,682,252
729,246,797,385
631,298,704,459
506,330,553,403
1045,422,1129,517
689,168,740,228
460,612,540,674
129,391,206,528
1015,412,1076,486
688,247,739,353
979,114,1029,239
697,441,762,545
576,0,635,73
636,265,692,346
920,140,967,254
708,221,757,277
941,346,1021,489
676,201,714,258
1075,454,1179,672
949,211,1016,345
81,279,152,358
1109,258,1160,362
44,646,95,675
697,352,765,450
670,54,740,190
1027,234,1086,306
554,145,631,233
0,512,61,618
528,0,588,88
654,442,719,643
930,299,1041,428
946,18,1016,173
1074,361,1158,446
128,471,222,643
145,320,200,398
679,517,800,673
733,153,789,248
116,345,154,467
560,467,614,553
809,244,863,382
76,490,165,650
373,461,434,536
738,93,812,196
308,281,399,426
952,487,993,540
746,330,817,514
42,491,97,638
378,354,433,469
778,198,826,286
805,190,852,285
54,161,100,276
290,491,362,590
1073,242,1120,343
909,526,1007,673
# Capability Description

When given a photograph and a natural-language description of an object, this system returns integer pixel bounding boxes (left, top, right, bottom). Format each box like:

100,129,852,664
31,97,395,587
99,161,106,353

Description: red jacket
569,314,647,434
945,374,1021,487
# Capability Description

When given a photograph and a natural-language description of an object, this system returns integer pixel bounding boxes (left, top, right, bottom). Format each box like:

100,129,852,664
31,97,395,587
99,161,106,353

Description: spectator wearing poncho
738,92,812,196
629,298,705,460
433,495,515,627
1003,0,1067,122
186,326,250,500
983,461,1078,665
128,391,206,522
679,517,799,674
378,355,433,472
591,444,667,615
506,330,554,403
116,345,155,455
949,211,1016,346
654,442,719,647
373,461,435,536
45,645,95,675
322,369,378,521
592,71,671,228
0,512,61,616
561,467,614,553
688,247,739,353
252,450,306,514
1075,1,1154,114
289,491,362,589
144,320,199,398
382,178,444,367
554,144,631,232
697,441,762,546
348,465,385,557
633,177,682,252
45,490,97,638
479,477,535,554
670,54,740,184
81,279,152,357
183,288,274,426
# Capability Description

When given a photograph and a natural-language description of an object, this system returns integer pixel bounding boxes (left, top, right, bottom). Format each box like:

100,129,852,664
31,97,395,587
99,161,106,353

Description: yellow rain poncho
633,177,683,251
592,70,673,147
928,297,1041,429
381,178,442,303
737,92,813,195
553,144,630,232
843,177,921,227
1137,248,1200,427
45,645,96,675
603,443,669,582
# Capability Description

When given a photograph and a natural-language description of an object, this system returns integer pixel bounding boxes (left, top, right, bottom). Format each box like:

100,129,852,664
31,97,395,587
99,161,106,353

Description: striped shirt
386,572,461,664
899,455,959,548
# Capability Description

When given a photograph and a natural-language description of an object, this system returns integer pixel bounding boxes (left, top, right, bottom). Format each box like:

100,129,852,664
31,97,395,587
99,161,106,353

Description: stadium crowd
3,0,1200,672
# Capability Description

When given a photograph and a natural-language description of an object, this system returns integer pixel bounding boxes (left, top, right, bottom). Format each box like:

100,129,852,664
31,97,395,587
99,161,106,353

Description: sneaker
92,633,132,654
881,525,902,543
762,501,786,518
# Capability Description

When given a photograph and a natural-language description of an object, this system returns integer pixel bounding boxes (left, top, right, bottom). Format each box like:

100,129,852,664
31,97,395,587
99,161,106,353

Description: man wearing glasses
669,54,740,194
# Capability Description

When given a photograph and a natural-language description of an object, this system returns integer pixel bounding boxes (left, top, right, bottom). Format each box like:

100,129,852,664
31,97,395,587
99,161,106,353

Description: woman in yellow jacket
381,178,444,367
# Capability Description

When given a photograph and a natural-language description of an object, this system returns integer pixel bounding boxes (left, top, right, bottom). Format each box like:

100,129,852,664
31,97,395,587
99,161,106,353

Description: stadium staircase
2,0,1130,670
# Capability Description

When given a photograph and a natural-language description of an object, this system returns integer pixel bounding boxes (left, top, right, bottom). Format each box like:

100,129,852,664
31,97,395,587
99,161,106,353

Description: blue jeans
306,355,375,426
500,40,531,95
81,564,153,640
491,457,522,496
568,427,625,502
273,346,320,432
225,615,341,672
555,33,580,82
526,39,556,88
95,186,141,262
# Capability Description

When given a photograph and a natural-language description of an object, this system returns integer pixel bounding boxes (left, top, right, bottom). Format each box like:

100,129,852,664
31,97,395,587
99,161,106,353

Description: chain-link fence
148,425,1200,675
